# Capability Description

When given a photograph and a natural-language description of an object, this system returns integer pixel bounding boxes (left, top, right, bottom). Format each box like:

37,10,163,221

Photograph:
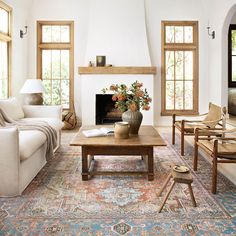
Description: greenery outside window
161,21,199,116
229,24,236,88
0,1,12,99
37,21,74,109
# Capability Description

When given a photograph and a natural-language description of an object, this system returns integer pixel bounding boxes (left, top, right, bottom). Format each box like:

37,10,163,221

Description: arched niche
221,4,236,113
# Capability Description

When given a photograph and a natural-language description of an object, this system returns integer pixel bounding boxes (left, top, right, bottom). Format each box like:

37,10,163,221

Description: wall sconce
207,26,215,39
20,26,28,38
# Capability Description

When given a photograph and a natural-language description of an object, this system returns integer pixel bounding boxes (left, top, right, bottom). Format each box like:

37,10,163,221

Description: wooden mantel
78,66,157,75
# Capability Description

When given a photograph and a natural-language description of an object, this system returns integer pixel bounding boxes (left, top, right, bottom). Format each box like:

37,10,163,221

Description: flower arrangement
102,81,152,112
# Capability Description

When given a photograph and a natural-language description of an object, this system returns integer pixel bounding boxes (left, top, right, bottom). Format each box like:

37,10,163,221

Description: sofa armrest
0,127,20,196
23,105,62,120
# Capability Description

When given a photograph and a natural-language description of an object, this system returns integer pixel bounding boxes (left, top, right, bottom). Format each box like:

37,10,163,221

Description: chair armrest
23,105,62,120
173,113,207,121
195,128,236,145
198,137,236,141
183,120,205,123
197,127,236,136
0,127,20,196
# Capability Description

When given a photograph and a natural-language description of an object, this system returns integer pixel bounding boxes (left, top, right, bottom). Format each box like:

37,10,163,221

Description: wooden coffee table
70,125,166,181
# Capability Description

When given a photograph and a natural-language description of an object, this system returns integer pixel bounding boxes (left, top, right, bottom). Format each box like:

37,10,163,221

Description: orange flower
142,105,150,111
110,84,118,91
135,90,144,97
112,95,117,101
117,94,126,101
129,102,138,112
136,82,143,88
144,97,152,103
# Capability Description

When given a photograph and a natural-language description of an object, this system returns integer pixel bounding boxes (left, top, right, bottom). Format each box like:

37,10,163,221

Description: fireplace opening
96,94,122,124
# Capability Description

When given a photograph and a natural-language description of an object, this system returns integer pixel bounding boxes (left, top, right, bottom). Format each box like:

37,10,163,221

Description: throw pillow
0,97,25,120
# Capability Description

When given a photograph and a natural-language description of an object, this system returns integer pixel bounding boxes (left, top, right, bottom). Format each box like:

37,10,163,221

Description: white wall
3,0,31,101
85,0,151,66
25,0,210,126
8,0,235,124
27,0,90,119
231,11,236,24
207,0,236,106
206,0,236,185
145,0,210,125
80,0,154,126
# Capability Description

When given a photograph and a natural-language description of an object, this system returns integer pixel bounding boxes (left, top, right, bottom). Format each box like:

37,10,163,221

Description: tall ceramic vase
122,110,143,134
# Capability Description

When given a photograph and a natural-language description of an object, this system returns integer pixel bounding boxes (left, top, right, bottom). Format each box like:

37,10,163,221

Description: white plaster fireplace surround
80,0,154,125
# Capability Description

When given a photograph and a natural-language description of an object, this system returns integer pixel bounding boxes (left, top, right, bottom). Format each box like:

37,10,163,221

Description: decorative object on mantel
102,81,152,134
78,66,157,75
96,55,106,67
20,79,45,105
88,61,94,67
114,121,130,139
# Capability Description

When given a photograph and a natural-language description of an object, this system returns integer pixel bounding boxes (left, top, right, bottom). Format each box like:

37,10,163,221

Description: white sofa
0,98,63,197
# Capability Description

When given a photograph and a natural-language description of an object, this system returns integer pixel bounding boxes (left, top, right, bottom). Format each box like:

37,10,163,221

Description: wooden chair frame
194,128,236,194
172,104,226,156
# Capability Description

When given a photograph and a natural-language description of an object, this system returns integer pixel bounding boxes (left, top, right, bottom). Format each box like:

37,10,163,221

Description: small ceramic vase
114,121,130,139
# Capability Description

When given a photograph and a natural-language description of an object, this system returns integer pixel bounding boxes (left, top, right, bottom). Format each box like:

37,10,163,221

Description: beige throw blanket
0,108,57,161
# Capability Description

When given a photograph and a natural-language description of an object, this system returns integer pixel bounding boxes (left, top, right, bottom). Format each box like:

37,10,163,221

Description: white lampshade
20,79,45,94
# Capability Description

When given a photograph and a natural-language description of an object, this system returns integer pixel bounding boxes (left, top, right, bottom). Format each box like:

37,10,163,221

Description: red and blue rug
0,129,236,235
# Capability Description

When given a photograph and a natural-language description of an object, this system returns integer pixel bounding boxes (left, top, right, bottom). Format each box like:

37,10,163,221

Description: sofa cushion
0,97,24,120
19,130,46,161
21,118,63,131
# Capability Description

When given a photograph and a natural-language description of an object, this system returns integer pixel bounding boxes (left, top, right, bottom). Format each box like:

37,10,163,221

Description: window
161,21,199,115
0,1,12,99
37,21,74,109
229,24,236,87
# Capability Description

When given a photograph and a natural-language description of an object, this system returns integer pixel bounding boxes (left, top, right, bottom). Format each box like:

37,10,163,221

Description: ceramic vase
122,110,143,134
114,121,130,139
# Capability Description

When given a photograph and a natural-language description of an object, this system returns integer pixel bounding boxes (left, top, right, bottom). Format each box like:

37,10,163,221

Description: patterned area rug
0,128,236,235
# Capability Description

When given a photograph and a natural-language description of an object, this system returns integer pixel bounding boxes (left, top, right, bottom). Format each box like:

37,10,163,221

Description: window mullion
50,50,52,105
60,50,62,105
183,51,185,110
174,50,176,110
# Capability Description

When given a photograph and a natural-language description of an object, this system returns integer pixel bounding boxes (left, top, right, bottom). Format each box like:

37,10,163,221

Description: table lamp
20,79,45,105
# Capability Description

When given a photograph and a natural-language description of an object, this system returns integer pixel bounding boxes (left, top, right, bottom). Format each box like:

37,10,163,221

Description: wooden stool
157,169,197,213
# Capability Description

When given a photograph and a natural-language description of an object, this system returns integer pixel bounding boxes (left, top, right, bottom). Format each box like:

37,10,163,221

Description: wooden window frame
0,0,12,98
228,24,236,88
161,21,199,116
37,21,74,110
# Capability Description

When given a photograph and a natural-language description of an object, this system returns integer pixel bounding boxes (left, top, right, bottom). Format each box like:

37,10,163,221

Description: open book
82,127,114,138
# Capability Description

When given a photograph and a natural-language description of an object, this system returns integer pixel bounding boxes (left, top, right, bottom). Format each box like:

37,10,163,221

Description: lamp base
24,93,43,105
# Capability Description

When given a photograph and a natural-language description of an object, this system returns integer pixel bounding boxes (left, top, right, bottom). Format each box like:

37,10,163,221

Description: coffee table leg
148,148,154,181
82,147,89,181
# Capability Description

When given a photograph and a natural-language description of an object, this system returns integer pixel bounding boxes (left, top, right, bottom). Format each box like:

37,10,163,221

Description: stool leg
212,156,218,194
158,181,175,213
156,173,172,197
172,114,176,145
181,120,185,156
188,184,197,207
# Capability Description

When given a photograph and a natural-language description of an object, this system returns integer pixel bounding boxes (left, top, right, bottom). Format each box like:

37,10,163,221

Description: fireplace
96,94,122,124
80,0,154,126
